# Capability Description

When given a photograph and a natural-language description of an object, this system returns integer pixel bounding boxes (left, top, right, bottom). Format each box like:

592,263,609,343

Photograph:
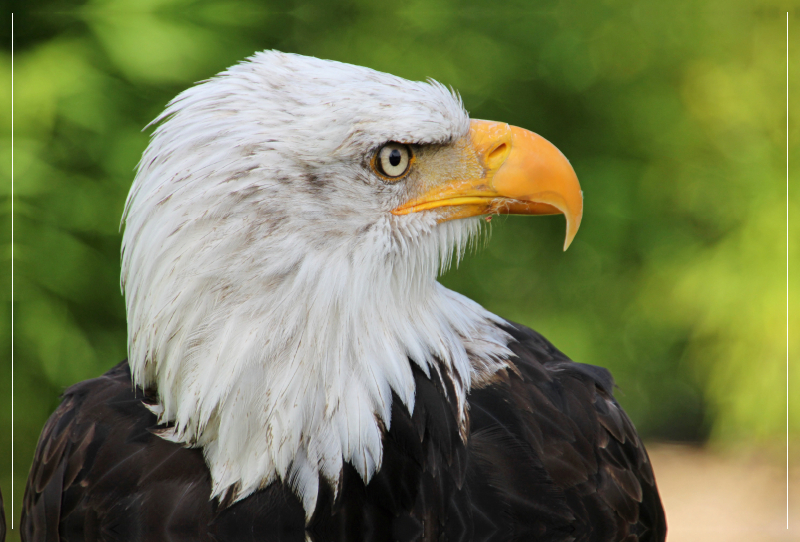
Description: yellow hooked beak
391,120,584,250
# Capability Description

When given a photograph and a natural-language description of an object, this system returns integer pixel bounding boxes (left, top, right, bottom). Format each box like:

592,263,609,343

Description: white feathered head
121,51,582,514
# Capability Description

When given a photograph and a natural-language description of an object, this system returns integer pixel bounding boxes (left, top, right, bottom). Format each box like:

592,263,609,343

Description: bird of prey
22,51,666,542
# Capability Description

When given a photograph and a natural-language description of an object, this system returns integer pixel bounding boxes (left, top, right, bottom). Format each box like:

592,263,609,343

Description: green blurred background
1,0,798,536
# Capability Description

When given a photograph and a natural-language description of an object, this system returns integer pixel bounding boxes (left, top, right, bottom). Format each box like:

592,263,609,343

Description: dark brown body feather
22,321,666,541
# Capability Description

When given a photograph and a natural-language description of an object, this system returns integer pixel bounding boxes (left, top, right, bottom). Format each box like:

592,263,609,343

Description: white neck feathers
124,207,511,514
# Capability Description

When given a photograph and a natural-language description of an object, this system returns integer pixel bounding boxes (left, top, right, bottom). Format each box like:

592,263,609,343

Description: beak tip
562,209,582,251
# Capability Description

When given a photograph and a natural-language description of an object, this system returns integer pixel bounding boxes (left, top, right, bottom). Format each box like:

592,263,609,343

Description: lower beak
391,120,584,250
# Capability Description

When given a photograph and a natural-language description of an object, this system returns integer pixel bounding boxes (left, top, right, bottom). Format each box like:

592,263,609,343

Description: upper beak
391,120,584,250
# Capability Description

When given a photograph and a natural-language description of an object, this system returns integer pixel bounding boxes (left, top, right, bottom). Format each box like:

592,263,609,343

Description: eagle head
121,51,582,514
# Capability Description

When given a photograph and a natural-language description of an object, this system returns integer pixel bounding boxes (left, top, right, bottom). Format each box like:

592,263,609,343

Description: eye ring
373,143,413,180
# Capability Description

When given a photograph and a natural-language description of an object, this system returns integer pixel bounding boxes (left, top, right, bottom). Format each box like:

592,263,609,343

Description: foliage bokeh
1,0,797,535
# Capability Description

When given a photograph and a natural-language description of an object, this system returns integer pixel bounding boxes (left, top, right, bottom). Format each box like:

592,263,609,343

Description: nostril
487,142,509,166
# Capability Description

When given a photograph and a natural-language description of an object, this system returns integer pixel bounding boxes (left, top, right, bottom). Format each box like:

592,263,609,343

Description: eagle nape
22,51,666,542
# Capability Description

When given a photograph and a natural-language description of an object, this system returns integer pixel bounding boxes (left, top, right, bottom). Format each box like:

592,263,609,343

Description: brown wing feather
21,362,307,542
464,320,667,541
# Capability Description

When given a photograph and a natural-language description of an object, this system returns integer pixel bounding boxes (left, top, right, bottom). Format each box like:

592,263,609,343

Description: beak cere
392,120,584,250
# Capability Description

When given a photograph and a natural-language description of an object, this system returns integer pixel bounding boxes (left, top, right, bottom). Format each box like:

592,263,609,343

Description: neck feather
125,216,511,515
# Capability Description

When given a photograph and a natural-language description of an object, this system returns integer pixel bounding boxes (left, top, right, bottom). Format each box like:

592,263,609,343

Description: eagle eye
374,143,412,180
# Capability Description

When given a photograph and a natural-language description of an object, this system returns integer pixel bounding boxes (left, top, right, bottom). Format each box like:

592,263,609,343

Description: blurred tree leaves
1,0,797,535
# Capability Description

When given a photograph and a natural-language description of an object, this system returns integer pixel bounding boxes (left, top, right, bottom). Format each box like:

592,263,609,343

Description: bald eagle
22,52,666,542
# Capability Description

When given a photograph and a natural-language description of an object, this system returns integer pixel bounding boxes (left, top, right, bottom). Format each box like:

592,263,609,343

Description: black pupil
388,149,402,167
